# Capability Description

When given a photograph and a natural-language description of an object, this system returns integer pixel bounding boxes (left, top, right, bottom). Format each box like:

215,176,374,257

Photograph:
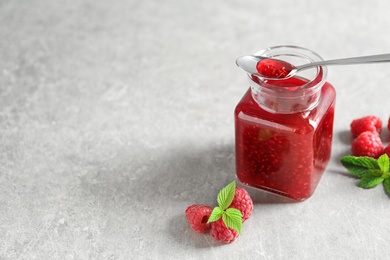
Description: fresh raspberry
388,117,390,132
210,218,239,243
384,143,390,157
351,131,384,158
350,115,382,137
229,186,253,222
185,204,212,233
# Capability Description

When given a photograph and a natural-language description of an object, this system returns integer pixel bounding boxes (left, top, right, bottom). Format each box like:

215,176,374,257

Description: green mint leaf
358,175,384,189
222,208,243,234
207,206,223,224
217,181,236,210
377,154,390,174
340,156,380,178
383,178,390,195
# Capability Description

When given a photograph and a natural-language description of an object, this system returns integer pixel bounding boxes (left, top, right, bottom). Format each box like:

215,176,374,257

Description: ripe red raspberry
350,115,382,137
229,186,253,222
210,218,239,243
351,131,384,158
185,204,212,233
384,143,390,157
388,117,390,132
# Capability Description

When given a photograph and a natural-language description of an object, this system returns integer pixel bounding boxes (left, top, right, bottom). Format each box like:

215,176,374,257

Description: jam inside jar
234,46,336,201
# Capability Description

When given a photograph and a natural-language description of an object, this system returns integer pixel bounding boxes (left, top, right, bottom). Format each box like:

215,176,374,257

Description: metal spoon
236,53,390,79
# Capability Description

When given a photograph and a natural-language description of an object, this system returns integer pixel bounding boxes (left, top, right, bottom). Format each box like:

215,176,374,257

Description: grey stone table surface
1,0,390,259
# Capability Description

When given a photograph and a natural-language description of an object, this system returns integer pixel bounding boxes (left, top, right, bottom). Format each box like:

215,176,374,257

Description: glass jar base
237,178,311,202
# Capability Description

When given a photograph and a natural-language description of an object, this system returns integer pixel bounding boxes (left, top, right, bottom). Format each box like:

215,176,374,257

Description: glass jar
234,46,336,201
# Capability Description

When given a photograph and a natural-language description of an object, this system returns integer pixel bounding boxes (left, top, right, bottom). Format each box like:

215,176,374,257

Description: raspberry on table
229,186,253,222
350,115,382,137
185,181,253,243
351,131,384,158
210,218,239,243
185,204,212,233
384,143,390,157
388,117,390,132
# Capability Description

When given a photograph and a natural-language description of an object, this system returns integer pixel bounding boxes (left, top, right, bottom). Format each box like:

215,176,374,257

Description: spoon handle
297,53,390,70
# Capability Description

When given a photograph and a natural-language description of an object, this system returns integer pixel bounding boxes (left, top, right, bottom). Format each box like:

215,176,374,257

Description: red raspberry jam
256,58,295,78
235,46,336,201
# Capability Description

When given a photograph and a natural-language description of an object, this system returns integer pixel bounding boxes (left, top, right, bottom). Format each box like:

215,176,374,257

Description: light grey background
1,0,390,259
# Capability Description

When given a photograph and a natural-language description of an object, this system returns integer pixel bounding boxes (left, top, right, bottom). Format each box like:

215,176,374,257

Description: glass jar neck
249,46,328,114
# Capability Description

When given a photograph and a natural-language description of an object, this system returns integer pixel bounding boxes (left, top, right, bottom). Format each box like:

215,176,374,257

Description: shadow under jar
235,46,336,201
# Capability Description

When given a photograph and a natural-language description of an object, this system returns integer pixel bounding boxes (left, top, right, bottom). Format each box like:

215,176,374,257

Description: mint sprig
217,180,236,210
340,154,390,194
207,181,243,234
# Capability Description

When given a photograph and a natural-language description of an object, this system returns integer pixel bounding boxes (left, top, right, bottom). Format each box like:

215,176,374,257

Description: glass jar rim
249,45,327,90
